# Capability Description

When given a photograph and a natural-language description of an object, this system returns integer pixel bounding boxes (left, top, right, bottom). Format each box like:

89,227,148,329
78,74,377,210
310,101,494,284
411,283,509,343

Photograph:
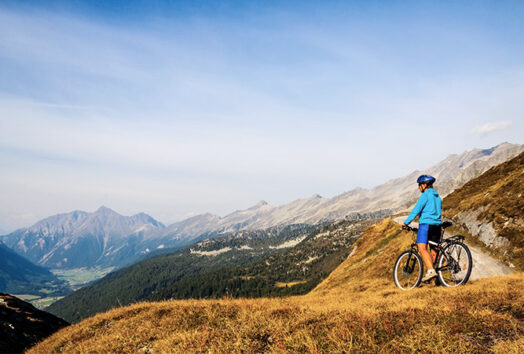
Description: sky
0,0,523,232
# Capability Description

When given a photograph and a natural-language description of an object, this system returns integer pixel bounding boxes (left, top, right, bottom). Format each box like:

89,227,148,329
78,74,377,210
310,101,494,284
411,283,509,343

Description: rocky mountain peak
249,200,270,210
94,205,119,215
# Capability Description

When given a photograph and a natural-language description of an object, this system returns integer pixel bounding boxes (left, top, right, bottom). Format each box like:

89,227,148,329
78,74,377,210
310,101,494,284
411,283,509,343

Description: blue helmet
417,175,436,185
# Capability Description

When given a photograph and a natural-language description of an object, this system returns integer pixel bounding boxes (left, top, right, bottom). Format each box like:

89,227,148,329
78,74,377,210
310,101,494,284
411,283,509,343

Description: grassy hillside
30,220,523,352
443,150,524,269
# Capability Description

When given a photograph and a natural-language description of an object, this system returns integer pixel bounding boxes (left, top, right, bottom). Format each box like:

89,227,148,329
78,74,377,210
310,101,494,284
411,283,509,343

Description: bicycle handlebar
403,225,418,232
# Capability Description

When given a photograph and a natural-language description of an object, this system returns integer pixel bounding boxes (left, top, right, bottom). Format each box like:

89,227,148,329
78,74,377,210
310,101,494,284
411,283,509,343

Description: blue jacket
404,188,442,225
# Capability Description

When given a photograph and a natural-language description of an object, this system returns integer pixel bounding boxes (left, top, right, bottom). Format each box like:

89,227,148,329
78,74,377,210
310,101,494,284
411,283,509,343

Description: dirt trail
392,217,514,280
463,242,513,280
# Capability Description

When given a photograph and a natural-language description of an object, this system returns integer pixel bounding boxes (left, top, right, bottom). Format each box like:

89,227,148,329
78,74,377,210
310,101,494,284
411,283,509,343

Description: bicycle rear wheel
394,251,423,290
437,241,472,287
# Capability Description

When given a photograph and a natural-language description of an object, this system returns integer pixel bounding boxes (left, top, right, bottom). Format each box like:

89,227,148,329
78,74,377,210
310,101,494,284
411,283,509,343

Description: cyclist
402,175,442,282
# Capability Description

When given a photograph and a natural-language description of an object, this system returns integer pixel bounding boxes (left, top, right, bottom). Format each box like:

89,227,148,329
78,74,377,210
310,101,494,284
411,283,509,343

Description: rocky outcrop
455,207,510,249
0,293,69,353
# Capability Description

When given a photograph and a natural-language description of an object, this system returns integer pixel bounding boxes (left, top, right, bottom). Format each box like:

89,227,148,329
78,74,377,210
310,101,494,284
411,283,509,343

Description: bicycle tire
437,241,472,287
394,251,423,290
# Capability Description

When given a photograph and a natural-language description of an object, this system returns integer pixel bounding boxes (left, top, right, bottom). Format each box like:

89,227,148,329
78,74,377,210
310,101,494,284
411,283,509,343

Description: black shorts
417,224,442,246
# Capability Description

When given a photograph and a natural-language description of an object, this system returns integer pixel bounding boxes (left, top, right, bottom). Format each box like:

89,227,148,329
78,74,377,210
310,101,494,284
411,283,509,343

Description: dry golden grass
30,219,523,353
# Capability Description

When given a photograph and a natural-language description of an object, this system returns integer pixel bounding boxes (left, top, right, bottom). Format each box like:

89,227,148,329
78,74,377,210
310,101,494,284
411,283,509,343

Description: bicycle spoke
438,242,472,287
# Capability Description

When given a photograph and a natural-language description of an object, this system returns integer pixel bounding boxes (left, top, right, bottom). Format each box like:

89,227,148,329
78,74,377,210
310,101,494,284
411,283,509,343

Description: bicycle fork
403,247,418,274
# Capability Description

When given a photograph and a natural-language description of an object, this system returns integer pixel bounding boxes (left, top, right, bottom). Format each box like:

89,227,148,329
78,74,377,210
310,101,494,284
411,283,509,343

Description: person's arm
404,193,427,225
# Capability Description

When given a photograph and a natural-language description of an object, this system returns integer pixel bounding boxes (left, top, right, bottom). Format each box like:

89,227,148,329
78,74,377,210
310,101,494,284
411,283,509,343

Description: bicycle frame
404,230,465,272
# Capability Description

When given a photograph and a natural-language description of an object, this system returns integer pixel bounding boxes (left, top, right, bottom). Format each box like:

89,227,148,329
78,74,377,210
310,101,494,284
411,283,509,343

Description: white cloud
473,121,512,136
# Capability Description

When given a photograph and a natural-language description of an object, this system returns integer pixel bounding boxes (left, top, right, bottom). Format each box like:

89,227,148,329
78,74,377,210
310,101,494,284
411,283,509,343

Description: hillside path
392,218,513,281
464,243,513,281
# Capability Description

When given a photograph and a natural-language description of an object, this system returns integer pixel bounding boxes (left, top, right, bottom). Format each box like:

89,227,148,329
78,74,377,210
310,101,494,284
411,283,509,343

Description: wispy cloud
472,121,512,136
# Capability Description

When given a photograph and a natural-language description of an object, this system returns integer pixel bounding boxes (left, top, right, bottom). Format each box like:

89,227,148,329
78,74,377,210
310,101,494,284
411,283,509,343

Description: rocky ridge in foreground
0,293,69,353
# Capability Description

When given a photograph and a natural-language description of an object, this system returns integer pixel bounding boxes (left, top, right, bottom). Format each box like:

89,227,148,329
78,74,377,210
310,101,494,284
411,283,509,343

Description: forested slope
48,220,374,323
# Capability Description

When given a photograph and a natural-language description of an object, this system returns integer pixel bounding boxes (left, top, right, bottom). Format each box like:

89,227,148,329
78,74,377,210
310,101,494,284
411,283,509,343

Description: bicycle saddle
442,221,452,229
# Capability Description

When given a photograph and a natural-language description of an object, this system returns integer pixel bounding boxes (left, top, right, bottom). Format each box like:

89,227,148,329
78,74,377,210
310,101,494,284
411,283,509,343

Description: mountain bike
393,221,472,290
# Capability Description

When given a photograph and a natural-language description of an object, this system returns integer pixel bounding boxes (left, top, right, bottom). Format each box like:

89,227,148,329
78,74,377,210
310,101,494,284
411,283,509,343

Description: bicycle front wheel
394,251,423,290
438,241,472,287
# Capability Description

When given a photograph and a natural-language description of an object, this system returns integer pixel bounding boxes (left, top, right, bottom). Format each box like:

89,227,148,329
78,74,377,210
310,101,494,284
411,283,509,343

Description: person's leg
418,243,434,270
417,224,437,282
428,225,442,265
430,247,437,264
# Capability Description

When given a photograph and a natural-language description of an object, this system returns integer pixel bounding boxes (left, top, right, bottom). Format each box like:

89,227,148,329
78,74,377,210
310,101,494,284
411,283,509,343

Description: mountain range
154,142,522,236
1,142,522,270
0,207,165,269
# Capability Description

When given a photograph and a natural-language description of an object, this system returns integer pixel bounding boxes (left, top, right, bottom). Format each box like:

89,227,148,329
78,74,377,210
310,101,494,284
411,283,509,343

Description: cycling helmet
417,175,436,185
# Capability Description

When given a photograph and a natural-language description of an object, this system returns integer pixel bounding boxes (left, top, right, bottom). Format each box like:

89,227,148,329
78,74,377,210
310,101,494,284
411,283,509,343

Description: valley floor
29,220,523,353
51,267,115,291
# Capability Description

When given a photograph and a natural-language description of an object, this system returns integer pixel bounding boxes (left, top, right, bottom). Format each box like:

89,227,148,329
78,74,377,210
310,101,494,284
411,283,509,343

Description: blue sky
0,1,523,231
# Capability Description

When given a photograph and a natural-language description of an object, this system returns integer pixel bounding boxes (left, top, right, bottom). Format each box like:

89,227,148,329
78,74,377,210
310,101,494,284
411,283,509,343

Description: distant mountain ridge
149,142,523,244
1,142,522,270
1,207,165,269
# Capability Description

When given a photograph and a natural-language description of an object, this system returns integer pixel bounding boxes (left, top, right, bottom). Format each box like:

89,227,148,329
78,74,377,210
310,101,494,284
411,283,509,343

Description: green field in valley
51,267,115,291
15,267,114,310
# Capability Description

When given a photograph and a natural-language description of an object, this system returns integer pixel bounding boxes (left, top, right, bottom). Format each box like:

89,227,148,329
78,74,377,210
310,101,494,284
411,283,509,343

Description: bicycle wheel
394,251,423,290
438,241,472,287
